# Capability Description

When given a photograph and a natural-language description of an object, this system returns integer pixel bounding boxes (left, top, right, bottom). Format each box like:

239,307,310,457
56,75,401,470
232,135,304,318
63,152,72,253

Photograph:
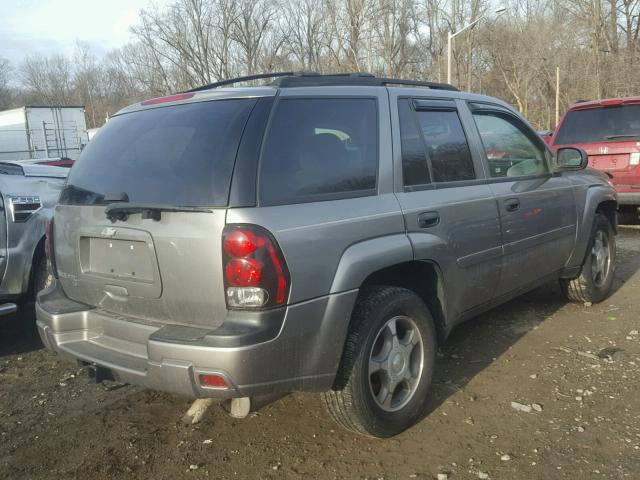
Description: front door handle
418,211,440,228
504,198,520,212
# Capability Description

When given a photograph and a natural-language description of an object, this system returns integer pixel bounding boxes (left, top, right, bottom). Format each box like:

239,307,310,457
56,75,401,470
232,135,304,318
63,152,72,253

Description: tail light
630,152,640,166
222,225,290,309
45,219,58,278
140,92,194,105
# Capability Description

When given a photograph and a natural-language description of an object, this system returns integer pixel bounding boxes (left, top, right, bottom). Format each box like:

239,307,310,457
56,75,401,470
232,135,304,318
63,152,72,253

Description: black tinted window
416,110,475,182
259,98,377,205
61,99,255,206
554,105,640,144
398,99,430,186
474,113,547,178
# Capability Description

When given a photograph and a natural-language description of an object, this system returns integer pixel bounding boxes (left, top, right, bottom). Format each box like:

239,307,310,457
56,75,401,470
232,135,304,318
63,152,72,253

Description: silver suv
36,73,617,437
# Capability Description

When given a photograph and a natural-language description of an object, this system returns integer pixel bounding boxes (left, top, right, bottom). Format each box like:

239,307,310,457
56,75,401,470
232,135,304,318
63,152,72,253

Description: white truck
0,106,89,161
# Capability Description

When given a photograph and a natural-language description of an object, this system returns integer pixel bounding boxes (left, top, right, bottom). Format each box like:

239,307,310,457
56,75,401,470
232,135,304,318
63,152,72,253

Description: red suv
551,98,640,213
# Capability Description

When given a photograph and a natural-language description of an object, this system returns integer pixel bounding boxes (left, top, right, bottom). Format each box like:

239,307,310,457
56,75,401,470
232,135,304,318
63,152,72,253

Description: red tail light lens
222,225,290,309
199,374,228,389
140,92,195,106
223,229,260,257
45,219,58,278
225,258,263,286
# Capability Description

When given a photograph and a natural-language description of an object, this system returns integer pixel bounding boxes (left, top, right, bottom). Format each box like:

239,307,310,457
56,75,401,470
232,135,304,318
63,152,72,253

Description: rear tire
561,213,615,303
321,286,437,438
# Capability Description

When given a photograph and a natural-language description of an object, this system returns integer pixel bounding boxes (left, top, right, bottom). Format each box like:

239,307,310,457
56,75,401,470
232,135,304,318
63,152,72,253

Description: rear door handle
418,211,440,228
504,198,520,212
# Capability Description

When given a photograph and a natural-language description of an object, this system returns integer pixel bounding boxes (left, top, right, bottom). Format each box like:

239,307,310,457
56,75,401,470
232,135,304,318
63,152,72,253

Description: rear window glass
555,104,640,144
60,99,256,206
259,98,377,205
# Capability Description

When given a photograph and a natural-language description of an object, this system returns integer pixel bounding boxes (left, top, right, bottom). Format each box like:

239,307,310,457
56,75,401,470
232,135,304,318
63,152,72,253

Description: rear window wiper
604,134,640,140
105,203,213,222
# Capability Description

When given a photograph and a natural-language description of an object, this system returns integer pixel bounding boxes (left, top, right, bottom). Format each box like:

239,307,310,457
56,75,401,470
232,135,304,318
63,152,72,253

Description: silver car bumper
617,192,640,206
36,283,358,398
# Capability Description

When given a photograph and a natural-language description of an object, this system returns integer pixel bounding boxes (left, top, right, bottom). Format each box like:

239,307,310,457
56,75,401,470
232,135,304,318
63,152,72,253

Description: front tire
321,286,437,438
561,213,616,303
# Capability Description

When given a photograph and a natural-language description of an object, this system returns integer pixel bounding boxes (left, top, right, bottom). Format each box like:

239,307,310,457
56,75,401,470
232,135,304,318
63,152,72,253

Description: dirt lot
1,228,639,480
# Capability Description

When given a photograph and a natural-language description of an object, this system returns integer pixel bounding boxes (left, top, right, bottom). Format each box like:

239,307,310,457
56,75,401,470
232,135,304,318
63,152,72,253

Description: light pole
447,7,507,85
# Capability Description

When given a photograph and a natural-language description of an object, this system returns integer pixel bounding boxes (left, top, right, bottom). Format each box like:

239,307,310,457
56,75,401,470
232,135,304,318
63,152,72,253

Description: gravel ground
1,227,639,480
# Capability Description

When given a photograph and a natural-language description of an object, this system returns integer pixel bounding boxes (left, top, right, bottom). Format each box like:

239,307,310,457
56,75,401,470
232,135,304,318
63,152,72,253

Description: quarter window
259,98,378,205
473,113,548,178
398,99,475,185
398,99,430,186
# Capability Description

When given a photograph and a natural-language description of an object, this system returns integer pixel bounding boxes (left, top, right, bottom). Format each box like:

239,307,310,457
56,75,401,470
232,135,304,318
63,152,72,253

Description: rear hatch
553,103,640,185
55,97,259,328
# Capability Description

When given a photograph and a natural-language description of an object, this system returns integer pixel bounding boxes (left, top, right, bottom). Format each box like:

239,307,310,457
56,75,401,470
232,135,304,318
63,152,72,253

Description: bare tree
20,54,74,105
0,57,11,110
231,0,278,75
282,0,328,71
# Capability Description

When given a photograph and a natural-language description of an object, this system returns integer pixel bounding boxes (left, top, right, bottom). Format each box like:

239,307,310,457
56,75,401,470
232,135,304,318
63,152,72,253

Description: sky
0,0,170,65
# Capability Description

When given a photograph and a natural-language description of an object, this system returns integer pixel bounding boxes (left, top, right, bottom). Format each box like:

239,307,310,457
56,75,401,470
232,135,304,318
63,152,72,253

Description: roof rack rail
186,71,318,92
272,73,459,91
186,71,458,92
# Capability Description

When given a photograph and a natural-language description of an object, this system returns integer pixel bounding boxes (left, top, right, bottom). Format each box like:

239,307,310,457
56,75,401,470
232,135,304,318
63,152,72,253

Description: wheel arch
565,186,617,273
596,199,618,234
25,235,46,297
359,260,448,343
329,234,449,343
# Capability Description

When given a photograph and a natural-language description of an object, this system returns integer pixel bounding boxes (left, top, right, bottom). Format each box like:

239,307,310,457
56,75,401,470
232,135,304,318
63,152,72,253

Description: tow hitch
83,363,115,383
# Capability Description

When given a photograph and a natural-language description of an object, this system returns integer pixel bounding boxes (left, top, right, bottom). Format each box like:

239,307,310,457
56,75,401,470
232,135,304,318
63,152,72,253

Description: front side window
259,98,378,205
473,113,548,178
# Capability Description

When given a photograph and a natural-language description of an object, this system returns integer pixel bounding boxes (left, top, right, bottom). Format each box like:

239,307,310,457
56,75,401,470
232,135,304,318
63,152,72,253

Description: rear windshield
554,104,640,145
60,99,256,206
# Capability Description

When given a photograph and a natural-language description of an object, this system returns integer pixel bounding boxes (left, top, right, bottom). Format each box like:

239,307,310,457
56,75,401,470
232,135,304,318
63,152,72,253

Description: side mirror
556,147,588,170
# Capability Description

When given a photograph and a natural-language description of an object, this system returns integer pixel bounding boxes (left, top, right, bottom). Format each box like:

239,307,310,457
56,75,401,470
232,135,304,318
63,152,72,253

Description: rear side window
554,104,640,144
259,98,377,205
398,99,475,185
61,99,256,206
417,110,475,182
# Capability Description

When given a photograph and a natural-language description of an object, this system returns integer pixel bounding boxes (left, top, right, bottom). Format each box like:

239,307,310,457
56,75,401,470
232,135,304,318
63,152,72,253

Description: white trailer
0,106,89,161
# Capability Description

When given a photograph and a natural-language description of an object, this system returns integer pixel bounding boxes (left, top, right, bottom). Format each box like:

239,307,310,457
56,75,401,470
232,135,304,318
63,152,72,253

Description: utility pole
447,7,507,85
555,66,560,126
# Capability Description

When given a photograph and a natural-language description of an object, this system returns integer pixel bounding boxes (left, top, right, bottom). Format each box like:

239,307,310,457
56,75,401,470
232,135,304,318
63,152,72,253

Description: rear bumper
616,192,640,206
36,283,358,398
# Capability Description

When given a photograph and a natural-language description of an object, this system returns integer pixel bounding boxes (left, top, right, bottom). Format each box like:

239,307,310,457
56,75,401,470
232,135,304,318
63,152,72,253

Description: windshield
60,98,256,206
554,104,640,145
